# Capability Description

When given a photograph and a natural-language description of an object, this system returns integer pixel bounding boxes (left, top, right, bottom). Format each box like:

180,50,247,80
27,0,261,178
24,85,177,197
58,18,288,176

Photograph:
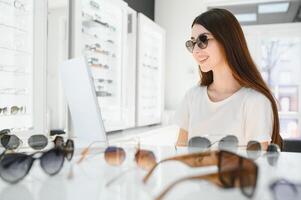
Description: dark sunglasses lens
40,148,65,175
185,40,194,53
28,135,48,150
54,136,64,148
240,158,257,198
246,141,261,160
219,151,239,187
1,135,21,150
188,137,211,151
197,34,208,49
0,129,10,136
135,150,156,170
218,135,238,151
0,153,33,183
266,144,280,166
65,139,74,161
267,143,280,154
104,146,126,166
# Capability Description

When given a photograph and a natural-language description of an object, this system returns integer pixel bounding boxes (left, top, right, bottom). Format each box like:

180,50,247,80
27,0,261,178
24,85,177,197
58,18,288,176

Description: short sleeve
173,91,191,131
244,92,273,143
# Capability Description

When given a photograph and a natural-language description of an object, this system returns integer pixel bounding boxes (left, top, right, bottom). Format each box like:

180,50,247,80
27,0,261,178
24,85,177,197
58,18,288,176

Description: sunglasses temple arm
155,173,221,200
77,147,90,164
105,167,136,187
143,158,173,183
143,151,217,183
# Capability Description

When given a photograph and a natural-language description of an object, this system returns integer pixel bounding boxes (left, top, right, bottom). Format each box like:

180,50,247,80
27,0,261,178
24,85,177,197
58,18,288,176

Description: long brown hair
192,8,283,149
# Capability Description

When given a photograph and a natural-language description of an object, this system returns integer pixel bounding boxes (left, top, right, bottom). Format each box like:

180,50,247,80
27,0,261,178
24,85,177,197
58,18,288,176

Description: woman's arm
176,129,188,146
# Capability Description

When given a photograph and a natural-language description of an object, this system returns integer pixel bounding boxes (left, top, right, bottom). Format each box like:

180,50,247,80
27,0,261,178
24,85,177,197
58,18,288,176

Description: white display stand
60,57,107,145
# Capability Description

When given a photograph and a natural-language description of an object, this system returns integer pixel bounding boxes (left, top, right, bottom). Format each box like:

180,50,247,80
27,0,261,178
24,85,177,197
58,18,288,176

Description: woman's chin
199,65,212,73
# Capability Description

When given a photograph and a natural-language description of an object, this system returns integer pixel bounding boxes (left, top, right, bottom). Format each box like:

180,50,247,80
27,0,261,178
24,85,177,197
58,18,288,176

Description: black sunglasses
53,136,74,161
0,147,67,184
185,34,210,53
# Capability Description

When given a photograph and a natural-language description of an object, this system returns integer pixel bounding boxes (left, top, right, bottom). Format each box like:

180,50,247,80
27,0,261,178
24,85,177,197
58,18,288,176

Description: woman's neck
208,64,241,94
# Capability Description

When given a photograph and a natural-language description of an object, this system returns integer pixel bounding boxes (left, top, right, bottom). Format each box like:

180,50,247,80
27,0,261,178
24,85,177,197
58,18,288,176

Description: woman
174,8,283,150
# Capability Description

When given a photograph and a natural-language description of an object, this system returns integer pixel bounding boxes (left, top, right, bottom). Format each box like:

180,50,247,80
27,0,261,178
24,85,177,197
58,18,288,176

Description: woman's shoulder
243,87,271,106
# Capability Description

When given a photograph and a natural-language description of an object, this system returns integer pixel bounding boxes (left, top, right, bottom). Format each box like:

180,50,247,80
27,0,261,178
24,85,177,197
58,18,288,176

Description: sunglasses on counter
187,135,280,161
154,150,258,200
0,129,48,151
144,139,278,184
185,33,212,53
188,135,263,159
269,178,301,200
0,141,74,184
77,140,156,171
0,130,74,158
53,136,75,161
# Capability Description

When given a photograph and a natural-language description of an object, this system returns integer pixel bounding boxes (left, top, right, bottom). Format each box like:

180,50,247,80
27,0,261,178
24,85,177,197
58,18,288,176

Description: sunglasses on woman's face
77,140,157,171
185,33,211,53
154,151,258,200
0,145,74,184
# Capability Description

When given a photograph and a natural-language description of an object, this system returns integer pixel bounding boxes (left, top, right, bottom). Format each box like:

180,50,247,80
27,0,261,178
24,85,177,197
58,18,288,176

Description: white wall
47,6,69,130
154,0,294,110
155,0,203,110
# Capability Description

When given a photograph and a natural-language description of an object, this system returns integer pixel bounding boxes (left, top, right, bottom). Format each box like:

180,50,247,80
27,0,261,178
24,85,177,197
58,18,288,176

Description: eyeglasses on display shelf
0,105,26,116
85,43,112,56
95,91,112,97
82,11,116,32
0,0,33,132
95,78,113,84
78,0,127,132
87,57,110,69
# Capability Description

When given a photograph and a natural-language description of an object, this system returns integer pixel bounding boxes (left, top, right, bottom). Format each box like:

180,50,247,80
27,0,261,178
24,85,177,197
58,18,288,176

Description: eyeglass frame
185,33,213,53
154,150,258,200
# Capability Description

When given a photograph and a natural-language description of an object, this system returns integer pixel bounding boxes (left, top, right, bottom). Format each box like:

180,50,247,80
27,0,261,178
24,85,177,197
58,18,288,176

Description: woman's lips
199,57,209,63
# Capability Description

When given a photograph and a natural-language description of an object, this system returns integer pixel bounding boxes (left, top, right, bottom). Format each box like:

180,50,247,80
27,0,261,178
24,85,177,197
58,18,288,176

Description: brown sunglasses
77,140,157,170
154,150,258,200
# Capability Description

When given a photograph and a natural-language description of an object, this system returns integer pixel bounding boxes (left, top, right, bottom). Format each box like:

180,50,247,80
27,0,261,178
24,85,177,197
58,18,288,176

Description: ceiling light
258,2,290,14
235,13,257,22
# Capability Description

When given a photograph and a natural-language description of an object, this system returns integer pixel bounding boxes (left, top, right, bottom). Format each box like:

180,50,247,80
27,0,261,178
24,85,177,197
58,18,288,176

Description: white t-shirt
174,85,273,145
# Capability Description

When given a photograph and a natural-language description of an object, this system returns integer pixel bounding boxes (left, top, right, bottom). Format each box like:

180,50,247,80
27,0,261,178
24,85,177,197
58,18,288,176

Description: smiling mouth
199,57,208,63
